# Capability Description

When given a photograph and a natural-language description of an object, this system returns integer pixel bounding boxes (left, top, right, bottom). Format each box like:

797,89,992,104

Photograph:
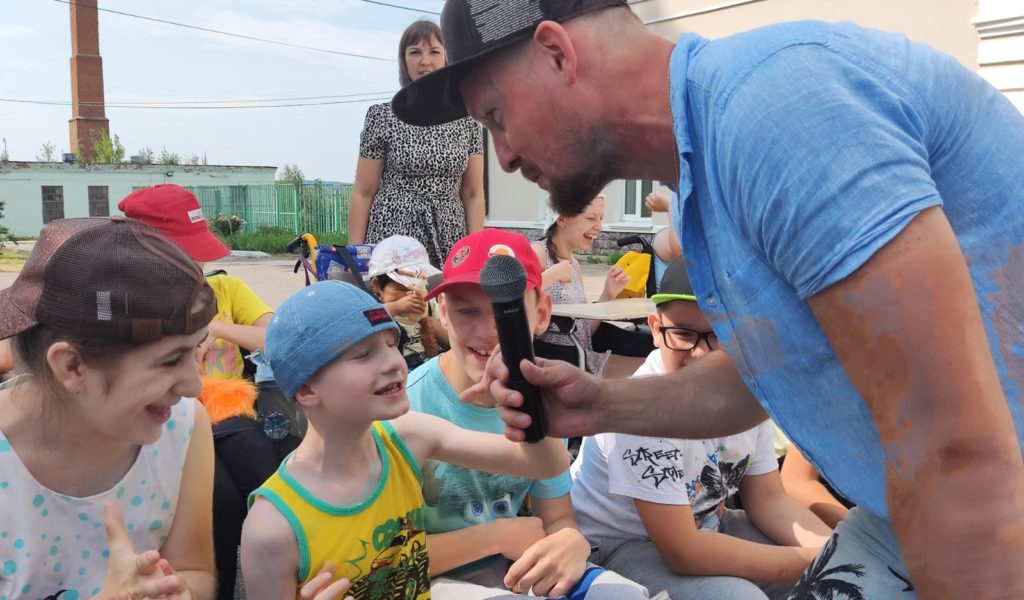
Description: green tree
36,142,57,162
278,164,304,188
158,146,181,165
0,197,10,243
93,131,126,163
136,147,155,165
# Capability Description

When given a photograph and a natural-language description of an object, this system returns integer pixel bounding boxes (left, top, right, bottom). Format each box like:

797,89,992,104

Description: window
623,180,654,220
88,186,109,217
41,186,65,223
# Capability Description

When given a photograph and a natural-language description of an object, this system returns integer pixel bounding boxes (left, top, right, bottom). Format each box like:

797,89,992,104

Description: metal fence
186,183,350,235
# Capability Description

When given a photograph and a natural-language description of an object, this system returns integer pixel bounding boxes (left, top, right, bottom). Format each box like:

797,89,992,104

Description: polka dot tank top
0,395,195,600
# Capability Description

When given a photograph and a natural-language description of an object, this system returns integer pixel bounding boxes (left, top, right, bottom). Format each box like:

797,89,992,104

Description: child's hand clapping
94,501,193,600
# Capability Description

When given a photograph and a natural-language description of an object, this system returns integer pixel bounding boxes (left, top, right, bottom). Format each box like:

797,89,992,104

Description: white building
0,162,277,236
484,0,1022,245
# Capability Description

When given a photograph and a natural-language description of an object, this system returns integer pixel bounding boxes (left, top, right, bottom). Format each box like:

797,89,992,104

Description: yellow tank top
250,421,430,600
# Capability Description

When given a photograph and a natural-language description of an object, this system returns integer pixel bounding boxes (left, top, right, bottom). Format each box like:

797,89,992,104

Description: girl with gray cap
0,217,218,600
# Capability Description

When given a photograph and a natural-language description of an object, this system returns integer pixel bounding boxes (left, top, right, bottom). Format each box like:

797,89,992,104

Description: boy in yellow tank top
240,281,569,600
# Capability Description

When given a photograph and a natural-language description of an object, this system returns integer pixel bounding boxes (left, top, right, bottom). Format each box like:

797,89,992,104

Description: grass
0,250,28,272
222,226,348,255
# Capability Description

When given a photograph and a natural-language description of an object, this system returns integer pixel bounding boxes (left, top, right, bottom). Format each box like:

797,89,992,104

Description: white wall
485,0,981,232
975,0,1024,113
0,162,277,236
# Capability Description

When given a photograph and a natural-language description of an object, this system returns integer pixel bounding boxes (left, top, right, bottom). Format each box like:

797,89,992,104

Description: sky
0,0,445,181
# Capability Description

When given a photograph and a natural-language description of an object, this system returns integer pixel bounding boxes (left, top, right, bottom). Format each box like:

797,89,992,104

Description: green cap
651,257,696,305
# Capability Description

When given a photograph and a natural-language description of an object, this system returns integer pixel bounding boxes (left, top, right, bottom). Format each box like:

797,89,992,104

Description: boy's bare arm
739,472,832,548
779,444,848,528
425,518,547,576
393,411,569,480
503,495,592,597
808,206,1024,599
208,312,271,352
636,499,817,583
240,500,302,600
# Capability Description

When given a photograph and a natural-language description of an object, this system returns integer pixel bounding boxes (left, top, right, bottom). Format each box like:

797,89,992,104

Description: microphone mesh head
480,255,527,302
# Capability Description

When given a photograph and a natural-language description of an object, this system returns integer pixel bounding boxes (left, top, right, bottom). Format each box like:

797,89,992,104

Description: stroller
286,232,374,291
287,234,441,371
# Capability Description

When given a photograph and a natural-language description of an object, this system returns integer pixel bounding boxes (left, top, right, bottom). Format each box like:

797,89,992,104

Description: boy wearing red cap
406,229,650,599
118,184,273,384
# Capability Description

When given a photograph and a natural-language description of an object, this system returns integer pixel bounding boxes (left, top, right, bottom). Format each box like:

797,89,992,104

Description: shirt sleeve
604,433,691,505
465,118,484,156
529,466,572,499
223,276,273,326
715,43,942,299
745,422,780,477
359,104,388,160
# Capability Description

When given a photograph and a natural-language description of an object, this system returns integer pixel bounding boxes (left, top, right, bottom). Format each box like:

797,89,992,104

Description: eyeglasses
657,323,720,352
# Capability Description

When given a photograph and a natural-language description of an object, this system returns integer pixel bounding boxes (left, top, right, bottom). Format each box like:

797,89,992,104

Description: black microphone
479,254,548,443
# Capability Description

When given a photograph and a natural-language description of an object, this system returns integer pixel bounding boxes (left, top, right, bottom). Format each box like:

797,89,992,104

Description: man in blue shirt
392,1,1024,598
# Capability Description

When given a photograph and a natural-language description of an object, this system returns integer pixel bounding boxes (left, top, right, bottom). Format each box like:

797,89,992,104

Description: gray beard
545,127,620,217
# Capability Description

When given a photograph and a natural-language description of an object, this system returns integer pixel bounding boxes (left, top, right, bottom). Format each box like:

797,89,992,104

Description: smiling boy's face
438,283,551,397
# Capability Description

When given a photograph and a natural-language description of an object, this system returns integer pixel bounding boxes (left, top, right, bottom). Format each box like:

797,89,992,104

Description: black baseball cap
651,257,697,306
392,0,628,127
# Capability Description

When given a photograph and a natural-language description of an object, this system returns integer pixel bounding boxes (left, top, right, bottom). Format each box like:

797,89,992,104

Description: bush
222,226,347,255
209,213,245,237
605,251,624,265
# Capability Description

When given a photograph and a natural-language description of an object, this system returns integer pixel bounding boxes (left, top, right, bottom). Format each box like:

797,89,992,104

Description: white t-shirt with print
570,350,778,541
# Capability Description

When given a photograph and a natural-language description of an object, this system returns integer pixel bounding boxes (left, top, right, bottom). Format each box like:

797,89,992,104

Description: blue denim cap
265,280,399,400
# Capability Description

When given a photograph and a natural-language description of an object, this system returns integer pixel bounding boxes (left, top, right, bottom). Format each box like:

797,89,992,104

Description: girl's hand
600,266,631,301
299,562,355,600
544,261,574,288
387,292,427,321
95,501,193,599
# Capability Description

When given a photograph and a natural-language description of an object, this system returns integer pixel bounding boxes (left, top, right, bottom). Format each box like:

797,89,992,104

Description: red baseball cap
426,229,542,301
117,184,230,262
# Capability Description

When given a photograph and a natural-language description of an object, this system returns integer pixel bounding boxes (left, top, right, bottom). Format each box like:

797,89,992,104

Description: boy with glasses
569,258,833,600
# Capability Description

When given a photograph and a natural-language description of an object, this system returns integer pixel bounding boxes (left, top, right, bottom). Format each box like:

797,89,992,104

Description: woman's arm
636,499,817,584
779,444,849,528
157,404,217,599
460,154,486,233
392,411,568,480
349,157,383,244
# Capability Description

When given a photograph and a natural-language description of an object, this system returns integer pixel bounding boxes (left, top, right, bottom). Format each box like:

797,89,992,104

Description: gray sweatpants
588,509,794,600
786,507,916,600
431,555,652,599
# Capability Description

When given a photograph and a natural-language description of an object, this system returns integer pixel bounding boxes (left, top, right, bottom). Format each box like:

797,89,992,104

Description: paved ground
0,247,612,307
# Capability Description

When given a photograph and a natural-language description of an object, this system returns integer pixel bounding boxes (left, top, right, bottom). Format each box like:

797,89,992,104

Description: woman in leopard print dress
349,19,485,268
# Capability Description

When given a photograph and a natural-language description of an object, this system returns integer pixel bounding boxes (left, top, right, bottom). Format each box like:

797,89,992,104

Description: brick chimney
69,0,109,162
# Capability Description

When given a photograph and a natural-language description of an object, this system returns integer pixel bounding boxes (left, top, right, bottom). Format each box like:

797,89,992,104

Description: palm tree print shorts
788,507,916,600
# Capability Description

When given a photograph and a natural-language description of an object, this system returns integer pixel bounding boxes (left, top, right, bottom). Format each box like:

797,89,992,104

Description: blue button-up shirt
668,21,1024,518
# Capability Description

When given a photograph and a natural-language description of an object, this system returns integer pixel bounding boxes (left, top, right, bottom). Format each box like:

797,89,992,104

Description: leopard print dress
360,102,483,268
